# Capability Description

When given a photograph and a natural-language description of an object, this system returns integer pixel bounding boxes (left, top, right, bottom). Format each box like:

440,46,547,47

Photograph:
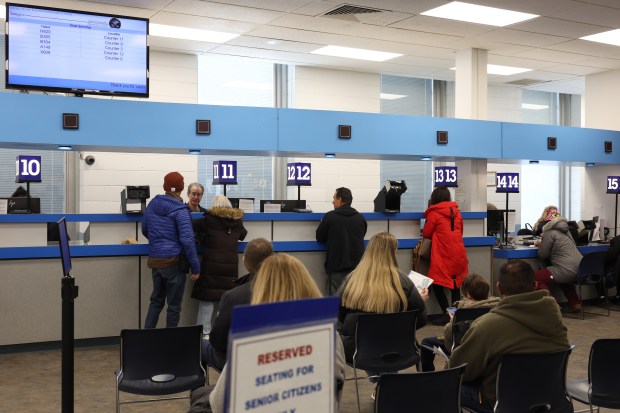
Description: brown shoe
568,303,582,313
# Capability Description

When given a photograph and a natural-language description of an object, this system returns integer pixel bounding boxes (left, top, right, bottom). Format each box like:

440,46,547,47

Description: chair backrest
353,310,420,371
495,346,574,413
451,307,491,350
589,338,620,408
374,364,466,413
578,251,607,284
120,325,203,381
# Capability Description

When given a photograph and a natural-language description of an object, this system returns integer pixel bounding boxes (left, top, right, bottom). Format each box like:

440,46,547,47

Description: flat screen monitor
487,209,505,234
5,3,149,97
5,196,41,213
260,200,306,213
57,218,72,276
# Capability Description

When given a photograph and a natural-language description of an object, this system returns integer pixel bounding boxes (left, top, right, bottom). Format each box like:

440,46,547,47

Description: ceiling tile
162,0,285,24
474,28,569,48
515,48,594,64
149,11,258,33
543,63,608,76
510,17,611,38
390,15,496,37
549,40,620,59
551,3,620,28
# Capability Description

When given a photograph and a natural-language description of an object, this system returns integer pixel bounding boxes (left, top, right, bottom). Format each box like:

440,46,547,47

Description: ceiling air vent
324,5,383,16
506,79,546,86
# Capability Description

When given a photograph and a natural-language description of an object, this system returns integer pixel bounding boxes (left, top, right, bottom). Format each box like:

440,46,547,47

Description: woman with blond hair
533,205,560,237
192,253,346,413
337,232,428,363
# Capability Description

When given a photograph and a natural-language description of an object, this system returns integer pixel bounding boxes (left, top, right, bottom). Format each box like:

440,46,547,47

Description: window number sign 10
495,172,519,193
607,176,620,194
434,166,458,187
15,155,42,183
212,160,237,185
287,162,312,186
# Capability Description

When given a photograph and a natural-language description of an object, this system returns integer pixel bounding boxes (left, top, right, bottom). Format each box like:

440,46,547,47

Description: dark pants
461,383,494,413
420,336,450,372
144,266,187,328
535,267,580,308
326,270,350,295
431,283,460,313
201,339,226,372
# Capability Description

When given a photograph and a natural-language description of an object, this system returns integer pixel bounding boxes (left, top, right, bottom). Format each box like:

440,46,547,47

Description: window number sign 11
287,162,312,186
212,160,237,185
607,176,620,194
434,166,458,187
15,155,42,183
496,172,519,193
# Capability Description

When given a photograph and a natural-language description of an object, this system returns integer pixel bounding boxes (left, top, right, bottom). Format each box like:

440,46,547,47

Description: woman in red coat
422,187,469,322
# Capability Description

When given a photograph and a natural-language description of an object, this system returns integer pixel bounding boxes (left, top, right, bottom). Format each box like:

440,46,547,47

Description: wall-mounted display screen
5,3,149,97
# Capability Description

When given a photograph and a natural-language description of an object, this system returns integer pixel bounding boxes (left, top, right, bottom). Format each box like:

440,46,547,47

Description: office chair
451,307,492,351
374,364,466,413
571,251,610,319
115,325,206,413
350,310,421,413
567,338,620,412
493,346,575,413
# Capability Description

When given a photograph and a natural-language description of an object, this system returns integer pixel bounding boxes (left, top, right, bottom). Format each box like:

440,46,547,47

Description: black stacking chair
451,307,492,351
571,251,610,319
350,310,421,413
567,338,620,412
374,363,466,413
115,325,206,413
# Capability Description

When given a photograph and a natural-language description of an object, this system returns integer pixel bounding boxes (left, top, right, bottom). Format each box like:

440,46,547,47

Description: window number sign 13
212,160,237,185
434,166,458,187
496,172,519,193
15,155,42,183
607,176,620,194
287,162,312,186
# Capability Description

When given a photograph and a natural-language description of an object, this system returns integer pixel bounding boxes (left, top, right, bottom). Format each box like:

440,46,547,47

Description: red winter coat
422,201,468,289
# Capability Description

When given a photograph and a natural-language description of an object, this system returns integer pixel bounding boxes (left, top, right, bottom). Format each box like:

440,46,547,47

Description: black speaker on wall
437,131,448,144
605,141,613,153
547,136,557,150
196,120,211,135
338,125,351,139
62,113,79,130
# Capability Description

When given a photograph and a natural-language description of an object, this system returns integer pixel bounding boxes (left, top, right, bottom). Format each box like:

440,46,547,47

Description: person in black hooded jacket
316,187,367,295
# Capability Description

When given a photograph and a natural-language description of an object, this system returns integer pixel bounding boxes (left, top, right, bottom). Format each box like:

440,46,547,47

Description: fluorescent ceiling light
581,29,620,46
380,93,407,100
311,46,402,62
223,81,272,91
449,64,532,75
522,103,549,110
421,1,538,27
150,24,239,43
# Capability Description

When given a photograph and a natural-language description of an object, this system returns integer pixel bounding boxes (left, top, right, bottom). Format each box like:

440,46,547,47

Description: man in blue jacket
143,171,200,328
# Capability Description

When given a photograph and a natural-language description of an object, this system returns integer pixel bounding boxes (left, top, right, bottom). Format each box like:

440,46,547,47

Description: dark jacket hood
542,216,569,234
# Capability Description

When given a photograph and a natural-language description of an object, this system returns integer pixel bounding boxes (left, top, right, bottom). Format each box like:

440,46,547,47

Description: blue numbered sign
434,166,458,187
607,176,620,194
286,162,312,186
496,172,519,193
212,160,237,185
15,155,42,183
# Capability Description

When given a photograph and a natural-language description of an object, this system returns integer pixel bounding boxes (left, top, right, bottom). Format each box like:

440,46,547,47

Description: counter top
493,243,609,259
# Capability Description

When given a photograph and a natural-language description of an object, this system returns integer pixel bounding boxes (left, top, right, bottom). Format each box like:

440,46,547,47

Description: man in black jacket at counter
316,187,367,295
202,238,274,371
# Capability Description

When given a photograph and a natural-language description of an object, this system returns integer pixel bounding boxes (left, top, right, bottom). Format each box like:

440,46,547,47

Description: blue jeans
144,266,187,328
460,383,494,413
197,300,216,335
201,339,226,372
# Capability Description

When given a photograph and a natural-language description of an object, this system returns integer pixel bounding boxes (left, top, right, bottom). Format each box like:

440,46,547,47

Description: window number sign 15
212,160,237,185
607,176,620,194
434,166,458,187
15,155,42,183
287,162,312,186
496,172,519,193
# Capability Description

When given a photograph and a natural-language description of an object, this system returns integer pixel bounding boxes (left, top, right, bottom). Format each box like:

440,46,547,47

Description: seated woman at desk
534,213,582,312
533,205,559,237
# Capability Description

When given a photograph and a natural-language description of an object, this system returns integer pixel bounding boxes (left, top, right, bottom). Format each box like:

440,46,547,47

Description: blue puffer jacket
142,194,200,274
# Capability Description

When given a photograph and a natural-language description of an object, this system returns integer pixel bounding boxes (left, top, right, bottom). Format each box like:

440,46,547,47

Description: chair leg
353,364,362,413
116,385,120,413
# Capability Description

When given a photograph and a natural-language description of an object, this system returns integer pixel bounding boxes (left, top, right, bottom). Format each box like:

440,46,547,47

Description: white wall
487,85,522,123
290,67,381,213
79,52,199,213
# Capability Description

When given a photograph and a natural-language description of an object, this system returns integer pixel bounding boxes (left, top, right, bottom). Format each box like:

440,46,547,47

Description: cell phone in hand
447,307,457,315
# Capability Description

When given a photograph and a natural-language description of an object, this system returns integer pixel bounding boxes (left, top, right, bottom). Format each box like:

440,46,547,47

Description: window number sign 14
496,172,519,193
434,166,458,187
212,160,237,185
287,162,312,186
15,155,42,182
607,176,620,194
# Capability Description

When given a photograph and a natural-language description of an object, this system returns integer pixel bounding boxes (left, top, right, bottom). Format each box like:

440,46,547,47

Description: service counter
0,211,494,348
491,244,611,301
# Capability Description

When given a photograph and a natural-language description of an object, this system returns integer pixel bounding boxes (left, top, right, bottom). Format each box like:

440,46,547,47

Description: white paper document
408,270,434,292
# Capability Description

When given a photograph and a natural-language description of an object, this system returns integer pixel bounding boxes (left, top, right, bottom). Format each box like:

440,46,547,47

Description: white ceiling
11,0,620,94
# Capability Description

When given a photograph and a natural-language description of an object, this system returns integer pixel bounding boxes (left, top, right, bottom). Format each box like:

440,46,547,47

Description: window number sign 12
434,166,458,187
607,176,620,194
15,155,42,183
212,160,237,185
496,172,519,193
287,162,312,186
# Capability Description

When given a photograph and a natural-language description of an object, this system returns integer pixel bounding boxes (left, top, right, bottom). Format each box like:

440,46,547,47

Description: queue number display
15,155,42,183
212,160,237,185
495,172,520,193
434,166,458,187
287,162,312,186
607,176,620,194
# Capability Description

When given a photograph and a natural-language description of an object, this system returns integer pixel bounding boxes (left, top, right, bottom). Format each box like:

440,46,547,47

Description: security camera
85,155,95,165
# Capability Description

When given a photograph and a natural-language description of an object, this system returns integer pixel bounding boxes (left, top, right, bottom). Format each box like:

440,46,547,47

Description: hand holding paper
408,270,434,292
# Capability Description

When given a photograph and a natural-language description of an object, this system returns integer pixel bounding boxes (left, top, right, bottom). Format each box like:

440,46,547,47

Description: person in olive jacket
191,195,247,336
